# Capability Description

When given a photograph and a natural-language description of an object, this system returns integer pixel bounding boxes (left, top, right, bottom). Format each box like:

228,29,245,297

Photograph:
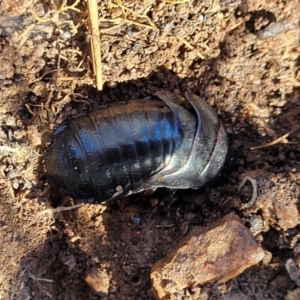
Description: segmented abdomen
44,98,195,200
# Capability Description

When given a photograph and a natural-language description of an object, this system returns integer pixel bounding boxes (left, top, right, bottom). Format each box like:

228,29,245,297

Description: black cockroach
44,91,231,201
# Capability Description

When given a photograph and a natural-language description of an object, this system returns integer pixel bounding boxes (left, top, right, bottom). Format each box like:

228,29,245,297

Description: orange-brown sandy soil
0,0,299,299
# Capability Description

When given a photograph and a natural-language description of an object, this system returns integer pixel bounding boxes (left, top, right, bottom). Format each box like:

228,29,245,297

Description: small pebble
257,22,285,40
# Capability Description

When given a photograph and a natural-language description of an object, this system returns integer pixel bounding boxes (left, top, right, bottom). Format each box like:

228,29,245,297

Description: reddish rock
286,288,300,300
85,267,110,295
150,213,265,300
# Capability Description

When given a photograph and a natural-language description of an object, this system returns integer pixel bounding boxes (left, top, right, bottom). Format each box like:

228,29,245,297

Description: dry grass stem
87,0,103,90
59,0,81,12
38,204,82,217
250,129,298,150
27,204,82,228
115,0,158,29
177,37,205,59
28,271,54,283
105,0,158,31
101,17,157,32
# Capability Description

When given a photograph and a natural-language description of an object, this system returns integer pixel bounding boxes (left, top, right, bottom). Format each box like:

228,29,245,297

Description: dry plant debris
249,129,299,150
87,0,103,90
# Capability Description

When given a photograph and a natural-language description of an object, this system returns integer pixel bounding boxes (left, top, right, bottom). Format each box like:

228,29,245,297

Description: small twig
249,129,297,150
177,37,205,59
55,45,62,86
238,176,258,208
27,204,82,228
115,0,158,30
25,103,37,116
29,274,54,299
38,204,82,216
30,69,62,83
30,9,51,23
28,271,54,283
100,17,157,33
100,4,159,32
87,0,103,90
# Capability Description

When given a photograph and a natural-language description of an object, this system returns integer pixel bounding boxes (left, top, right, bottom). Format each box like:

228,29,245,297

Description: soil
0,0,299,299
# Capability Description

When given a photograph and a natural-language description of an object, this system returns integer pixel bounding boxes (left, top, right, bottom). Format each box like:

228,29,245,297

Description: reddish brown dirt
0,0,299,299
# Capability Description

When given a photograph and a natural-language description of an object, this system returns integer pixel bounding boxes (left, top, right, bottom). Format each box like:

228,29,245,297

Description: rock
257,22,286,40
253,171,299,230
84,267,110,295
273,197,298,230
150,213,265,300
285,288,300,300
285,259,300,286
13,129,26,140
27,125,42,147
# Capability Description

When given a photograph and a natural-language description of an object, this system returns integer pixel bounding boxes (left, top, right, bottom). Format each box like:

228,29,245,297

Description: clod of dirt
238,171,299,231
286,288,300,300
273,196,299,230
85,267,111,295
150,213,265,300
27,125,42,147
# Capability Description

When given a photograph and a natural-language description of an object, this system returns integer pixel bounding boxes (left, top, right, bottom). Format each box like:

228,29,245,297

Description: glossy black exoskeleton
44,91,231,201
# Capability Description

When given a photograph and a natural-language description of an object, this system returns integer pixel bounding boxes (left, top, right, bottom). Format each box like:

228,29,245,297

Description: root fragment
250,129,297,150
59,0,81,12
28,204,82,227
28,271,54,283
